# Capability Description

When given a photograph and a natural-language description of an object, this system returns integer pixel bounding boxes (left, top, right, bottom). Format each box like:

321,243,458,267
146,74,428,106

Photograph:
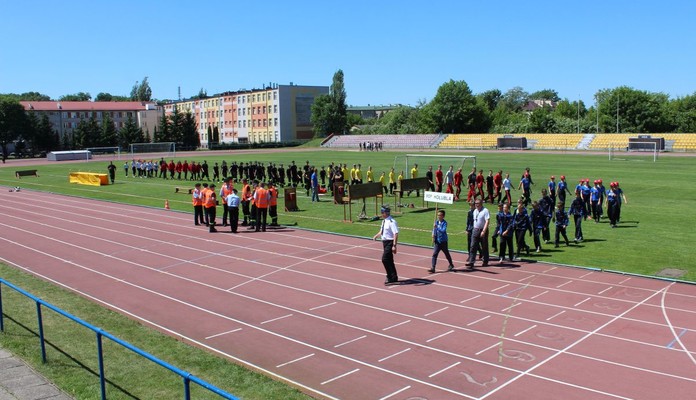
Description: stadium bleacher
438,133,585,150
323,134,440,149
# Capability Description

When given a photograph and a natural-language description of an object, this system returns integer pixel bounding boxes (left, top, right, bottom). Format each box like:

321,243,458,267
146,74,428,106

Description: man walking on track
373,206,399,285
466,199,490,268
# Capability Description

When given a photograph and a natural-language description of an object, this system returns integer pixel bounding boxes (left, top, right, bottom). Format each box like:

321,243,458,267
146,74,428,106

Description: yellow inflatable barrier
69,172,109,186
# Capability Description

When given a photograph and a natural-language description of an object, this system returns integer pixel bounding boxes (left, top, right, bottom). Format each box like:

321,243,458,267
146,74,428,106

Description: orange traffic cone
164,199,170,210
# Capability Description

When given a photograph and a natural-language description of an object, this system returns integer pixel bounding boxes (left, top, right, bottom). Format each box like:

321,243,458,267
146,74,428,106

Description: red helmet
560,175,565,180
550,175,555,179
598,179,603,184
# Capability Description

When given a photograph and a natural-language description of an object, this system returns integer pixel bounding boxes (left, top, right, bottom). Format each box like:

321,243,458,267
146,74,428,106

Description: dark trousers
467,228,489,264
242,201,250,224
573,215,583,239
432,241,454,269
515,230,529,256
194,205,205,225
608,202,619,225
533,228,543,250
591,201,602,221
381,240,398,282
222,204,229,225
555,226,569,245
256,207,268,231
205,207,216,232
542,218,551,242
269,205,278,225
499,233,514,260
229,207,239,232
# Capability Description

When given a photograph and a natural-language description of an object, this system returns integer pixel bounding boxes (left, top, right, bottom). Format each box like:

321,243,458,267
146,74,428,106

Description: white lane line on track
320,368,360,385
378,385,411,400
277,353,315,368
382,320,411,331
426,330,455,343
428,361,461,378
514,324,537,337
334,335,367,348
546,310,565,321
378,348,411,363
351,291,376,299
260,314,293,325
467,315,490,326
424,306,449,317
310,301,337,311
205,328,242,340
476,342,500,356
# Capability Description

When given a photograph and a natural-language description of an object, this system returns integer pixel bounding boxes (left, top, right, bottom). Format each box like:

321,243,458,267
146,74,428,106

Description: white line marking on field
460,294,481,303
310,301,337,311
428,361,461,378
531,290,549,299
260,313,293,324
598,286,613,295
424,306,449,317
351,291,376,299
321,368,360,385
491,284,510,292
544,266,557,273
476,342,501,356
426,330,455,343
514,324,537,337
378,386,411,400
619,277,632,285
276,353,315,368
574,297,592,307
518,275,536,282
379,348,411,362
205,328,242,340
382,319,411,331
467,315,490,326
334,335,367,348
556,280,573,288
579,271,594,279
546,310,566,321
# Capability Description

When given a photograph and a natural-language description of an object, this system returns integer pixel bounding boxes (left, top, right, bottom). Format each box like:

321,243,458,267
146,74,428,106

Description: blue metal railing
0,278,239,400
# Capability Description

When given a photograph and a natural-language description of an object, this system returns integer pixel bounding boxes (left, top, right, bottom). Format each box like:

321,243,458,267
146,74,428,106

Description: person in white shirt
502,173,513,205
466,199,490,267
373,206,399,285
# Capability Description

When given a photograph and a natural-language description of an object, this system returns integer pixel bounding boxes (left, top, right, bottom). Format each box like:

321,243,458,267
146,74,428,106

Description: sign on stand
424,191,454,205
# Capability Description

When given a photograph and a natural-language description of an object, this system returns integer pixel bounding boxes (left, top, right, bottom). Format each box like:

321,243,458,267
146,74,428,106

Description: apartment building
163,84,328,147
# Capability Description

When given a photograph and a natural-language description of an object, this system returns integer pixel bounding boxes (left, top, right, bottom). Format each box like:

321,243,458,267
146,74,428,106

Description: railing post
36,302,47,363
183,374,191,400
0,283,4,332
96,331,107,400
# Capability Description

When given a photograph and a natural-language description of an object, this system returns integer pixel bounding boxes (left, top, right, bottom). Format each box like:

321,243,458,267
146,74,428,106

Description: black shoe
465,262,474,267
195,223,200,226
481,263,489,267
448,265,455,271
209,229,217,233
428,268,435,273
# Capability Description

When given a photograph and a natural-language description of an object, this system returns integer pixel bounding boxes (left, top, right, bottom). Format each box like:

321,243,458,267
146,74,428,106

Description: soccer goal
86,146,121,160
394,154,477,176
609,142,658,162
129,142,176,158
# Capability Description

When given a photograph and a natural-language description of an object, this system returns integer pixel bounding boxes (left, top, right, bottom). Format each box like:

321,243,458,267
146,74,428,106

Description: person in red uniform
175,161,183,180
168,160,176,179
493,170,503,204
475,169,485,199
453,167,463,200
182,160,190,180
435,165,444,192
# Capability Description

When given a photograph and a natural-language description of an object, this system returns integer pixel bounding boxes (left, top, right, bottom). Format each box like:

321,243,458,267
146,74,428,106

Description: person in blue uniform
430,209,455,273
538,188,554,244
530,201,546,253
491,202,504,253
497,203,515,263
558,175,572,208
554,202,571,247
569,193,586,242
548,176,557,207
512,201,532,259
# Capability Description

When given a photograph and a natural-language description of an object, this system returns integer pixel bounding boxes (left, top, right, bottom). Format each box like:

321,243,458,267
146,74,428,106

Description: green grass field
0,147,694,399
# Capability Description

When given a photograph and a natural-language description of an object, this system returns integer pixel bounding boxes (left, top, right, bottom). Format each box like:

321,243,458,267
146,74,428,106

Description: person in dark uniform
512,201,532,259
430,209,455,273
107,161,116,184
226,188,240,233
497,203,515,263
569,192,586,241
554,202,571,247
373,206,399,285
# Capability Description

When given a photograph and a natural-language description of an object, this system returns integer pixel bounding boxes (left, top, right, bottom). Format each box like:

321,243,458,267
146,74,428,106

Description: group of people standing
191,178,279,233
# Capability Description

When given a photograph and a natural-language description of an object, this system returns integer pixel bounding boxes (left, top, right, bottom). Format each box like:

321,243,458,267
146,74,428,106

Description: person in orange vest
204,184,218,232
192,183,205,225
268,183,279,227
240,179,252,226
200,183,210,225
253,182,271,232
219,178,234,227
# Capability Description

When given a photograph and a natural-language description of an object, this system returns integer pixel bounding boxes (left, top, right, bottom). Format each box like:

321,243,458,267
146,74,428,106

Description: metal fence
0,278,239,400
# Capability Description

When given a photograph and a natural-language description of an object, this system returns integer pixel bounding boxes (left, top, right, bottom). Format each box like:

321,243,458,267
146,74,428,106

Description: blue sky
1,0,694,106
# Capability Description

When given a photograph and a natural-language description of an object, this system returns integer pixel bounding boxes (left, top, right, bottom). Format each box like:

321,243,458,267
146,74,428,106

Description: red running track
0,189,695,399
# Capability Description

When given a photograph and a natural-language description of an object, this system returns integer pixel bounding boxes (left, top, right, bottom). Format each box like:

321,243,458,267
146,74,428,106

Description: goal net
609,142,657,162
393,154,477,178
129,142,176,158
86,146,121,160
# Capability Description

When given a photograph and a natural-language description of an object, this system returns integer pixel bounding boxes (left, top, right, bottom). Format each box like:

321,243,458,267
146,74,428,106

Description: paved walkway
0,348,73,400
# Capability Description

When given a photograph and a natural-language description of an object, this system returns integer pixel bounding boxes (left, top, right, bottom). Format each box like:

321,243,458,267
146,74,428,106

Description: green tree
212,126,220,145
59,92,92,101
181,111,200,149
130,77,152,101
499,86,529,112
528,106,556,133
95,92,113,102
155,112,172,143
311,69,348,137
119,115,145,148
425,79,490,133
529,89,560,102
477,89,502,112
100,113,118,146
33,113,58,152
0,100,30,162
0,92,51,102
669,92,696,132
595,86,669,133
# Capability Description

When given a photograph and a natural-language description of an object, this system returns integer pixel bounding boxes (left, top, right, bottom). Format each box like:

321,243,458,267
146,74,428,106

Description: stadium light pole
616,96,620,133
595,94,599,134
577,95,580,134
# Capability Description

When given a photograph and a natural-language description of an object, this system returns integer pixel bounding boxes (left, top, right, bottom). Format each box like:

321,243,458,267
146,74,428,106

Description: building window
273,91,277,100
274,118,278,126
274,105,278,113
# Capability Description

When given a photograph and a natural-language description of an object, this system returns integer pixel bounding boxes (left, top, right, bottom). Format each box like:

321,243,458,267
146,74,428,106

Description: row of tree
0,77,153,103
311,74,696,135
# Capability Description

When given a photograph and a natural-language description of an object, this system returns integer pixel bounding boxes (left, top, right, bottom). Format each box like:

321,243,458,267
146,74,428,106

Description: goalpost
86,146,121,160
129,142,176,158
609,142,658,162
394,154,477,175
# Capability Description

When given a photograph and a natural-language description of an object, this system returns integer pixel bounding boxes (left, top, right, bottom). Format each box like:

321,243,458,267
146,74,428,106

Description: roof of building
20,101,158,111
